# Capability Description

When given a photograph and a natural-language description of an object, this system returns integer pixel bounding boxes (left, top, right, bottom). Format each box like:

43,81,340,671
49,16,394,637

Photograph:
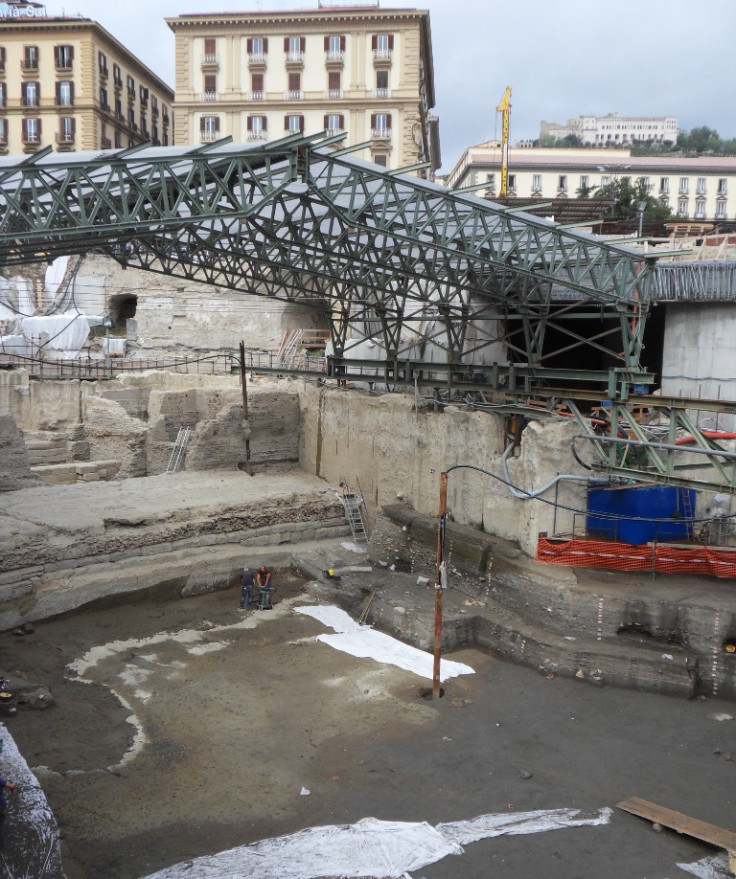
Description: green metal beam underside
0,134,654,382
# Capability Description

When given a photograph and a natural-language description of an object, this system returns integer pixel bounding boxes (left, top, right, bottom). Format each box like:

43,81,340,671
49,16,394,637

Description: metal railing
0,351,236,380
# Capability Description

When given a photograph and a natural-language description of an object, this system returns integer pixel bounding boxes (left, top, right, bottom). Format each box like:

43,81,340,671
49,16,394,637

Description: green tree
594,176,672,220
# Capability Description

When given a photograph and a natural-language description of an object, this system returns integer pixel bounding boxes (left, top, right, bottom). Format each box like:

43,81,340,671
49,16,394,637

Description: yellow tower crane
496,86,512,197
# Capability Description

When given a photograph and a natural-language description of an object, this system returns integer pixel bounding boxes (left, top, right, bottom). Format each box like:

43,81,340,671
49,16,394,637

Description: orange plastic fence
537,537,736,579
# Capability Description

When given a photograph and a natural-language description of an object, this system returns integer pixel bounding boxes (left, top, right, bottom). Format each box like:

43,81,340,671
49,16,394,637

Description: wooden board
617,797,736,853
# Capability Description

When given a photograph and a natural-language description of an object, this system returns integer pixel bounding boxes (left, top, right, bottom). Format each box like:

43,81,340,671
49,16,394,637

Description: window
601,175,610,186
200,115,220,139
0,83,5,108
716,201,727,218
324,34,345,59
532,174,542,192
23,46,39,70
114,96,122,119
140,115,148,137
127,106,136,129
54,44,74,69
152,124,159,144
372,33,394,59
0,47,5,72
375,69,389,97
486,173,495,189
22,117,41,143
56,80,74,106
127,75,135,97
0,118,8,144
59,116,75,143
327,70,341,97
99,86,108,110
247,114,267,139
678,198,688,216
162,132,168,146
22,81,39,107
151,96,158,115
98,51,107,75
696,177,706,195
139,86,149,105
679,177,689,194
695,198,706,218
660,177,669,194
371,112,390,137
114,130,122,148
507,174,516,191
373,154,387,167
285,113,304,134
247,37,268,60
286,71,301,98
251,72,264,98
204,37,216,61
285,36,305,61
204,73,217,99
579,175,589,190
717,178,727,196
558,175,567,191
324,113,344,133
113,63,122,87
640,176,650,191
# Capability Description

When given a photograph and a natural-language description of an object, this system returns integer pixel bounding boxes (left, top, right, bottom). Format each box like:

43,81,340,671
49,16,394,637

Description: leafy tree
594,176,672,220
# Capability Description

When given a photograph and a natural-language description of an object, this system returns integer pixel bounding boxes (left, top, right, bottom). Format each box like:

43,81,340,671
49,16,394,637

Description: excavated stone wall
298,383,590,556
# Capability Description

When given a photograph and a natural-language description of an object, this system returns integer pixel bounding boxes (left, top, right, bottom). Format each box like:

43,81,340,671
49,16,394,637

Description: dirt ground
3,571,736,879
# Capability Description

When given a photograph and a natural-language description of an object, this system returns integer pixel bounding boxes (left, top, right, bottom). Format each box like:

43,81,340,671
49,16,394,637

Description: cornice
166,8,428,30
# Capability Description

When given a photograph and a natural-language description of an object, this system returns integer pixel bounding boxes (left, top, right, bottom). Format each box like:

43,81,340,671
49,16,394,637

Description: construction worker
239,567,255,610
256,565,272,608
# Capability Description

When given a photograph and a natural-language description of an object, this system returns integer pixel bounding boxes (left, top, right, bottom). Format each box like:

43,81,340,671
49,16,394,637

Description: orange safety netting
537,537,736,579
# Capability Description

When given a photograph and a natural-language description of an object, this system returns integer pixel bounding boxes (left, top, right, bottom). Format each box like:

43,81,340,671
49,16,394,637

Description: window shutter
386,113,392,128
283,37,289,52
261,116,267,132
324,36,329,51
340,36,346,51
370,113,376,128
69,45,74,62
70,82,74,103
338,114,344,129
285,114,290,130
55,81,60,103
263,37,268,52
204,38,216,54
299,114,304,133
71,117,76,136
371,35,377,50
214,116,220,132
38,118,41,137
247,38,252,53
54,45,60,67
36,82,40,101
200,116,206,132
300,37,306,52
388,34,394,50
247,116,253,132
0,47,5,65
252,72,263,91
323,114,329,129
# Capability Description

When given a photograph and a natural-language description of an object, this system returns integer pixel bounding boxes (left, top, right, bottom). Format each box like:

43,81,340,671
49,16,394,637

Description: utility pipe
501,442,591,500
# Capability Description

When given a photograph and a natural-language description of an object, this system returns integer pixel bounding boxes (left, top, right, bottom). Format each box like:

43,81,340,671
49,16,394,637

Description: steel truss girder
0,135,653,389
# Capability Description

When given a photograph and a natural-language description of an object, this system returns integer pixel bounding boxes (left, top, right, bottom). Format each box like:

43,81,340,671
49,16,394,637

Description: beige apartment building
0,13,173,155
166,5,440,175
447,144,736,222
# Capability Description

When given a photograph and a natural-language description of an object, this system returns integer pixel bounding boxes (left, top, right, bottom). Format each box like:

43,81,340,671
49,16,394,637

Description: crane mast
496,86,512,197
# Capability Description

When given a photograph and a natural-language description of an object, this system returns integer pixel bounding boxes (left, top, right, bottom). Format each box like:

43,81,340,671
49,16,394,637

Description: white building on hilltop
541,113,678,147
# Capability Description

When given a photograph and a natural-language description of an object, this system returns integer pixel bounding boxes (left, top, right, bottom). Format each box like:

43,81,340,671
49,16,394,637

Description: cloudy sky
43,0,736,172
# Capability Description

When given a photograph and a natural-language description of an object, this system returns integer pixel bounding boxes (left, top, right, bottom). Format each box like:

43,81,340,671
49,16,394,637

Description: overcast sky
46,0,736,172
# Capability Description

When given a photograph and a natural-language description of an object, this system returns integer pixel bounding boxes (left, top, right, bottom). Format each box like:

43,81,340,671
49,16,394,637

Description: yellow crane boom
496,86,512,197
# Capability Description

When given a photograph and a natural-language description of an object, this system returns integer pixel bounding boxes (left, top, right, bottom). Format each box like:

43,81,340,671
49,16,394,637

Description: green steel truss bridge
1,132,735,492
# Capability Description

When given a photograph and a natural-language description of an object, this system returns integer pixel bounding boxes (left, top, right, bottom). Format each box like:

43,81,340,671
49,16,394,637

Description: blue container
587,484,694,545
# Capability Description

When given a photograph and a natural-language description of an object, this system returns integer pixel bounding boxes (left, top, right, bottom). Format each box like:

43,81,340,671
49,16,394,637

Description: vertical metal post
433,471,448,699
239,341,252,475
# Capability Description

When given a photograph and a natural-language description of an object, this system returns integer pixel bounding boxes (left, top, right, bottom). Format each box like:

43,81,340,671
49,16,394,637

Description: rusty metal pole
433,470,448,699
239,341,252,475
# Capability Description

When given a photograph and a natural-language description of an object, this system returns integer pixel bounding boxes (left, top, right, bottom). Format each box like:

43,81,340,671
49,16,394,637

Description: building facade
541,113,678,147
446,144,736,222
166,5,440,175
0,11,173,155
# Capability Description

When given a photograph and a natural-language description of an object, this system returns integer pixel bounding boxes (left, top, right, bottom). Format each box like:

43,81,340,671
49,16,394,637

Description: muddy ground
3,571,736,879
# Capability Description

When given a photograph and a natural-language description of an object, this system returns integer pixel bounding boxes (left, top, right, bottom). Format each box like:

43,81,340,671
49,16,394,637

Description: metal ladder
336,479,370,546
166,426,191,472
680,487,695,540
277,328,302,368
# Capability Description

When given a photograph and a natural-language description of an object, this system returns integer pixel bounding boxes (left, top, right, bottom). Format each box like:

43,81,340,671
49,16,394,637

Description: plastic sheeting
44,255,70,300
20,311,92,359
139,808,613,879
678,854,733,879
0,725,64,878
295,605,474,681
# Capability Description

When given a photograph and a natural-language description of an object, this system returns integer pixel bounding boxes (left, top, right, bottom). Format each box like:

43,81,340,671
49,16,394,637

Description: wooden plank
617,797,736,852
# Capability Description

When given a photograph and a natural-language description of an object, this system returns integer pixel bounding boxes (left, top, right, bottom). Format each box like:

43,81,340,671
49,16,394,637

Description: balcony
285,51,304,64
248,52,267,66
113,74,123,89
371,127,391,140
127,86,136,100
128,120,138,132
325,89,343,100
56,131,75,146
247,129,267,141
55,62,73,74
245,91,265,101
22,131,41,145
162,112,170,124
99,65,108,79
284,90,302,100
21,60,39,75
201,53,219,67
325,50,344,64
201,130,220,142
199,91,218,102
115,110,124,122
100,102,111,114
101,136,112,149
371,87,391,99
372,48,392,63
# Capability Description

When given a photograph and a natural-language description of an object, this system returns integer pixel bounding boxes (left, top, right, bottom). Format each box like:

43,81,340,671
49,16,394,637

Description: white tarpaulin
44,256,70,300
678,854,734,879
138,808,612,879
295,605,474,681
20,311,92,358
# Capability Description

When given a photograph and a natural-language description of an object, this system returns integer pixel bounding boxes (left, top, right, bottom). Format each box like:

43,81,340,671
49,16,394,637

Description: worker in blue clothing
0,777,15,848
239,567,255,610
